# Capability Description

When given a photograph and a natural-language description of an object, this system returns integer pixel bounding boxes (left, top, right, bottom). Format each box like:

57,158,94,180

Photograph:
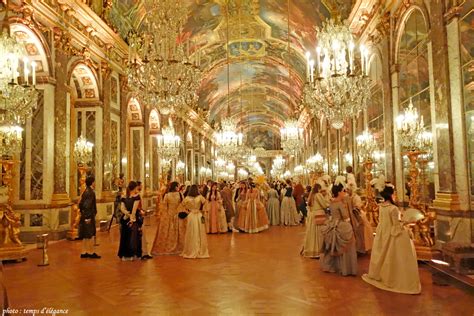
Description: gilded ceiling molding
26,0,128,72
53,27,77,56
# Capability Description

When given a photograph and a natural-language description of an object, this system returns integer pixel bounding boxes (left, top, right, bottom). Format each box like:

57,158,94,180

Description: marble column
51,49,70,205
428,0,456,195
438,5,472,244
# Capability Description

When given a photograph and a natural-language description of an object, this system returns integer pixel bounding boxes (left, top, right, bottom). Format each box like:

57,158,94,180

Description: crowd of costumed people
76,169,421,295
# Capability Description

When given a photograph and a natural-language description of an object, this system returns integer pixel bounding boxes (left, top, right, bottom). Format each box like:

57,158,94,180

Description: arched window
10,23,50,202
70,63,101,196
398,8,434,203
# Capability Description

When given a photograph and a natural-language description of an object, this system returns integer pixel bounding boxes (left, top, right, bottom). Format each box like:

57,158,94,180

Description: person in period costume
151,181,186,255
237,182,269,233
293,181,306,219
302,183,330,258
137,181,152,260
266,184,280,225
204,182,228,233
362,184,421,294
280,182,301,226
220,182,235,231
79,176,100,259
182,185,209,259
320,181,357,276
346,180,374,254
118,181,142,261
233,182,248,230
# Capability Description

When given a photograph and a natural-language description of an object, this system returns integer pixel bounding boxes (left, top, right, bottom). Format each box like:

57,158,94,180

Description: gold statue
0,200,22,246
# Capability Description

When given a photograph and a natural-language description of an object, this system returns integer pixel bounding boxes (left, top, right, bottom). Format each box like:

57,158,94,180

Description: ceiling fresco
110,0,353,149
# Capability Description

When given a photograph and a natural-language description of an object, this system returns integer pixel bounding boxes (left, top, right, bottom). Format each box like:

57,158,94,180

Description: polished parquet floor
4,218,474,316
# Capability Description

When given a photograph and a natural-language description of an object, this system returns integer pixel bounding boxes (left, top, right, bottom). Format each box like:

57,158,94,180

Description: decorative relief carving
100,61,111,80
53,27,76,56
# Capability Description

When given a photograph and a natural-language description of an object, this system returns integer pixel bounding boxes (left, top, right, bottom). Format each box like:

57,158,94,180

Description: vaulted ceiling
110,0,355,149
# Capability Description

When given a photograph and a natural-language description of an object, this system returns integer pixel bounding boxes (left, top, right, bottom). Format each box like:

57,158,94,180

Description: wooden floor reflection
4,221,474,315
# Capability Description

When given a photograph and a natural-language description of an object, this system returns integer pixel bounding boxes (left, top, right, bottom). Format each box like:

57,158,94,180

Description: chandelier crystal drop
127,0,202,114
156,125,181,162
303,19,371,129
0,31,39,125
74,135,94,165
215,117,243,160
280,119,303,155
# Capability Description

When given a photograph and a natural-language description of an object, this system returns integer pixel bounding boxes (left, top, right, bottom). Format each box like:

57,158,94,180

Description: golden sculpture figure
67,164,88,240
404,150,436,258
0,160,27,261
362,159,379,226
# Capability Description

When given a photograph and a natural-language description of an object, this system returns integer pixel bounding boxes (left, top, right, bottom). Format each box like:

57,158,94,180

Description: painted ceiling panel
110,0,342,149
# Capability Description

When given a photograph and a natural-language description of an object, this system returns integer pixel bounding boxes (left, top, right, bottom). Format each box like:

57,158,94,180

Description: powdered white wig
347,173,357,191
334,175,347,188
371,174,387,192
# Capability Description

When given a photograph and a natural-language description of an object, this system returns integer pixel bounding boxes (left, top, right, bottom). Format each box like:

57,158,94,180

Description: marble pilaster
119,75,129,180
101,64,112,195
51,49,70,205
428,0,456,194
390,66,403,198
379,37,395,181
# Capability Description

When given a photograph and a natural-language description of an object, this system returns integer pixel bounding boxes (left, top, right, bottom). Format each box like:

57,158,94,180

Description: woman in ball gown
280,183,301,226
181,185,209,259
362,184,421,294
118,181,142,261
151,181,186,256
238,182,269,233
302,183,330,258
205,182,228,234
266,184,280,225
346,181,374,254
233,181,248,228
320,182,357,276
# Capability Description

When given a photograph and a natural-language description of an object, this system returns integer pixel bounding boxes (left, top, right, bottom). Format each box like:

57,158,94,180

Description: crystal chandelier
294,165,305,177
215,117,243,160
176,160,185,176
74,135,94,165
280,119,303,155
0,123,23,158
0,29,38,125
303,19,371,129
127,0,202,114
306,153,324,172
396,99,426,151
237,168,248,180
156,125,180,162
356,130,378,161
